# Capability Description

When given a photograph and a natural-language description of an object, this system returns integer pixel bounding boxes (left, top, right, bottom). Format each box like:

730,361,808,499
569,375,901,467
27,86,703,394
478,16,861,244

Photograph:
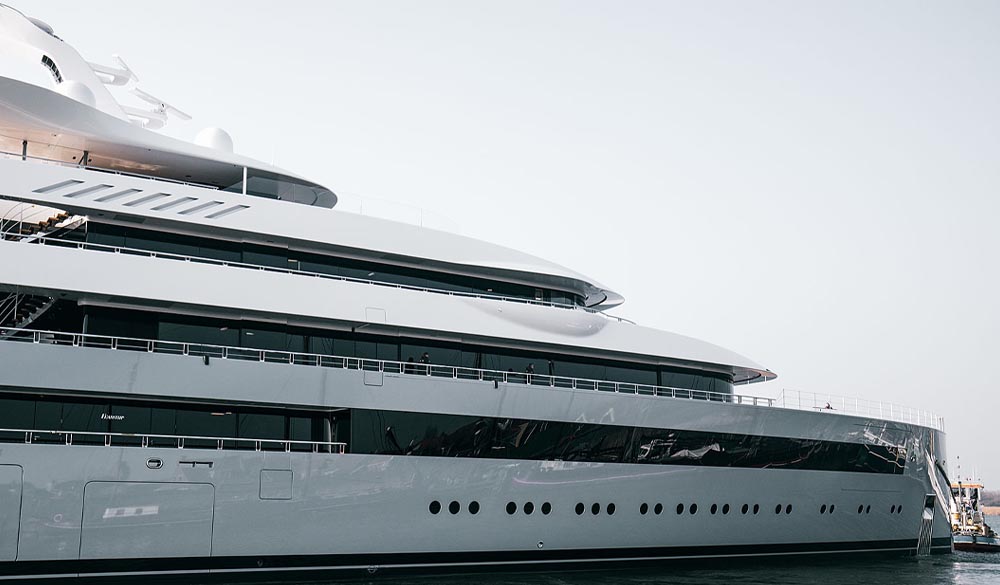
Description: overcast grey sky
35,0,1000,483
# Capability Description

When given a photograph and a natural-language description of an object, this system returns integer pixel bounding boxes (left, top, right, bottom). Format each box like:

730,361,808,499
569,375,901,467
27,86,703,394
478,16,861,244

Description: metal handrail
775,389,945,432
0,327,772,404
0,328,946,430
0,426,346,453
0,229,636,322
0,149,218,190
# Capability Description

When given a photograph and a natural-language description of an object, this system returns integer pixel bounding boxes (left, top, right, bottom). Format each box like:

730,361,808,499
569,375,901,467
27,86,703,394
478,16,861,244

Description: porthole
890,505,896,514
722,504,730,515
429,501,441,515
858,505,864,514
654,503,663,515
689,503,698,515
506,502,517,515
575,503,585,515
469,501,480,515
607,503,616,515
897,505,902,514
449,501,461,514
741,504,749,515
866,505,871,514
591,503,600,515
753,504,760,515
640,503,649,515
710,504,718,515
542,502,552,515
821,505,827,514
830,504,836,514
786,504,793,514
524,502,534,515
676,503,684,515
775,504,782,514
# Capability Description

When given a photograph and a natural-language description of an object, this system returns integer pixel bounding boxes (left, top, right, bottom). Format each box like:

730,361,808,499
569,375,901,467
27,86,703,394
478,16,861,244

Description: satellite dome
195,127,234,153
55,81,96,108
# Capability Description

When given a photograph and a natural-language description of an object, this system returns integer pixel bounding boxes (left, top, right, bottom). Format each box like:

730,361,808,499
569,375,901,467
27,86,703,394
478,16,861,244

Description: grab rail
0,229,634,323
0,150,217,190
0,427,346,453
0,327,773,407
0,328,947,429
775,389,945,432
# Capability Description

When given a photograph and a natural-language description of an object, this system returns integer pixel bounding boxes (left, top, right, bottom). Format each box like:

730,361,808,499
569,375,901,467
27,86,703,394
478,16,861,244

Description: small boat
951,481,1000,552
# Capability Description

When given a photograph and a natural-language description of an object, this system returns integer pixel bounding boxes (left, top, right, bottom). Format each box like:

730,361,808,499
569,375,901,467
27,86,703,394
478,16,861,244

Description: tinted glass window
108,404,151,435
239,413,285,440
0,398,34,429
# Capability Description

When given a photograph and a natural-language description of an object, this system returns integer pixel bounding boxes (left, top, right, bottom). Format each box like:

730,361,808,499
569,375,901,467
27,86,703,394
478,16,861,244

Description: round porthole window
541,502,552,515
524,502,534,515
741,504,749,515
607,503,616,515
429,501,441,514
591,503,600,515
575,503,585,515
449,501,461,514
469,501,480,515
640,503,649,515
506,502,517,515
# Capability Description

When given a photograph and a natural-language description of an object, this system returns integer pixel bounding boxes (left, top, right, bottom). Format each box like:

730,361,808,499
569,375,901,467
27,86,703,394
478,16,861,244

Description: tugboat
951,481,1000,552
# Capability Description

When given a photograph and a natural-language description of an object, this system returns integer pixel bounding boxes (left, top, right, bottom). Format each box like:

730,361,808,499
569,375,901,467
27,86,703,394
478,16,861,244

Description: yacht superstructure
0,5,953,580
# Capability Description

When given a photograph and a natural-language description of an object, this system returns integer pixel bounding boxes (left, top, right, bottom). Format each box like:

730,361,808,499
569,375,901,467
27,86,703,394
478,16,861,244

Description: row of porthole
640,503,781,516
428,500,480,515
506,501,553,515
574,502,616,515
431,500,903,517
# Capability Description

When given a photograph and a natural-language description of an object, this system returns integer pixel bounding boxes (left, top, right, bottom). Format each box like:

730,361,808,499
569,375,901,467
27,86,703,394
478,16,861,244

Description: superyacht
0,4,953,580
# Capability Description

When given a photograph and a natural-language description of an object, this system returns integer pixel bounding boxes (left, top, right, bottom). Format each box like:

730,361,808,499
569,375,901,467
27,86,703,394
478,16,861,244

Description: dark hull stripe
0,538,953,580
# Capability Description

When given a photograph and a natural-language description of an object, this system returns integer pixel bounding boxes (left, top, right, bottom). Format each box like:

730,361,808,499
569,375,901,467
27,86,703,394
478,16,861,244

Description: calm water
240,553,998,585
212,517,1000,585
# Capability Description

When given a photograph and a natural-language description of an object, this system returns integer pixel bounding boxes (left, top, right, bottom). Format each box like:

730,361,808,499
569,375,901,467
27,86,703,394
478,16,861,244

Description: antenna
87,55,136,86
86,55,191,129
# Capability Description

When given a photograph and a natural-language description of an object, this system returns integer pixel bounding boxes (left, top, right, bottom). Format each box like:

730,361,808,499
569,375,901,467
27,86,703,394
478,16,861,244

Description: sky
24,1,1000,484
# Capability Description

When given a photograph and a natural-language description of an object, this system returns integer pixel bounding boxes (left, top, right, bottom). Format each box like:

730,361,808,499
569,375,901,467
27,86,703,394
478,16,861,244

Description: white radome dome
194,127,234,153
55,81,96,108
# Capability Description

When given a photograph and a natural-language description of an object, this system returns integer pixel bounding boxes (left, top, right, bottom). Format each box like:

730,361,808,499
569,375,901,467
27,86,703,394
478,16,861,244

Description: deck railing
0,149,217,190
0,229,635,323
1,327,771,405
0,328,946,430
775,389,945,432
0,427,346,454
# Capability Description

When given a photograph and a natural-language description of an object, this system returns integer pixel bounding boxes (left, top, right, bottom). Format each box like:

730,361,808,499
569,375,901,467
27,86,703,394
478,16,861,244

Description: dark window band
352,410,906,474
0,393,904,474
